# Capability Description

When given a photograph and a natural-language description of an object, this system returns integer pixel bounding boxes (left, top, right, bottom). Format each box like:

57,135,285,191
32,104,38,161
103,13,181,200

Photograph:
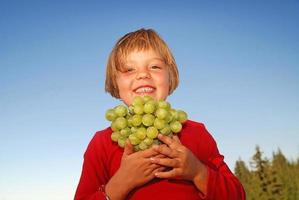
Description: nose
136,68,151,80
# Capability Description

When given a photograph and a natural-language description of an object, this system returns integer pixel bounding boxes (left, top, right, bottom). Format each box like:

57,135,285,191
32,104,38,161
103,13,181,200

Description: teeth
135,87,154,93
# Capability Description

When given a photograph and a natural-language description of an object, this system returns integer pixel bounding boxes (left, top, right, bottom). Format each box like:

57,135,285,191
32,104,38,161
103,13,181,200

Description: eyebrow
151,57,164,61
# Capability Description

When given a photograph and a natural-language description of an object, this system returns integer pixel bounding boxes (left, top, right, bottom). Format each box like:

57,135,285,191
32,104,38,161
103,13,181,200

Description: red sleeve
74,131,110,200
199,125,246,200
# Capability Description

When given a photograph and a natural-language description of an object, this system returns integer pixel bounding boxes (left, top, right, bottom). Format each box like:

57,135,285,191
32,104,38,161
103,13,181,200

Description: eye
126,68,135,72
151,65,161,69
122,67,135,73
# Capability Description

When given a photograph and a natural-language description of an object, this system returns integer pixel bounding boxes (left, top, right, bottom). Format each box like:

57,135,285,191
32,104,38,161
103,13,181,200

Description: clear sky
1,1,298,199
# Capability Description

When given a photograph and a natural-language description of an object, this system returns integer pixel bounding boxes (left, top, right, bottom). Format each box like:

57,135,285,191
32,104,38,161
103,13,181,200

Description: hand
106,140,165,200
150,134,208,194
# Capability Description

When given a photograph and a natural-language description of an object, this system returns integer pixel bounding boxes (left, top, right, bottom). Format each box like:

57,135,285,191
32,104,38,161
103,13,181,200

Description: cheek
156,72,170,95
117,76,130,88
116,77,133,97
162,72,170,87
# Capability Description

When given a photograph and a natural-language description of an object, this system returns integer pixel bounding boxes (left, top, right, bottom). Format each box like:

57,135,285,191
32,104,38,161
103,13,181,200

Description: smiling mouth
134,86,155,94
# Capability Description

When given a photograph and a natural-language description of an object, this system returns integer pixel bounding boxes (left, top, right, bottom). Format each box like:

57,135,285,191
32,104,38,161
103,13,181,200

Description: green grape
158,100,171,110
131,115,142,126
115,117,127,130
170,109,179,121
160,124,172,135
155,108,168,120
132,96,144,106
143,137,153,146
127,116,133,127
146,126,158,139
138,141,148,150
143,95,153,103
114,105,127,117
142,114,155,127
106,97,188,151
136,127,147,140
170,121,182,133
128,105,135,115
133,145,140,152
144,101,156,114
120,127,131,137
126,112,132,118
154,118,166,130
111,121,119,131
165,113,173,123
133,104,144,115
118,138,126,148
111,131,120,142
105,109,117,121
129,134,141,145
177,110,188,123
131,126,138,134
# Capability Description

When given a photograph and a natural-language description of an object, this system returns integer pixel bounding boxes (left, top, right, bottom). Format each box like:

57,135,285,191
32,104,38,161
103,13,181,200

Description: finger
157,166,167,172
153,144,180,158
123,139,133,156
158,134,178,147
172,135,181,144
149,166,167,179
151,157,180,168
154,154,167,159
149,163,166,171
153,166,167,174
155,168,181,179
138,147,159,158
145,163,166,177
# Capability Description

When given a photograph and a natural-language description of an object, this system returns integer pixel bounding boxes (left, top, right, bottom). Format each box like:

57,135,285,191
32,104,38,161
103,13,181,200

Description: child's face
116,49,170,105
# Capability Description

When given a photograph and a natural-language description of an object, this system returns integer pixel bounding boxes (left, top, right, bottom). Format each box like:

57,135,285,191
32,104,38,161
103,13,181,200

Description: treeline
234,146,299,200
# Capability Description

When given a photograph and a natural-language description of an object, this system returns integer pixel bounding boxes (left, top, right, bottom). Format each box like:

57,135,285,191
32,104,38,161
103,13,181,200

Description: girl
74,28,245,200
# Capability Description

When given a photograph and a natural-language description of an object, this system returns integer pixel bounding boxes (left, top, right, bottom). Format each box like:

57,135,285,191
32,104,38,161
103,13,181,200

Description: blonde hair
105,28,179,98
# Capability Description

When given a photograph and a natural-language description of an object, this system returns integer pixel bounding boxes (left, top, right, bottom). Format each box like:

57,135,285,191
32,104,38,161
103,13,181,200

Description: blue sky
1,1,299,199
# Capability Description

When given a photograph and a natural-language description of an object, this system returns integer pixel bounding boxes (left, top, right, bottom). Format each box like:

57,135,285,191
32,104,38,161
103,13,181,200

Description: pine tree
235,159,251,184
250,146,271,200
267,164,283,200
235,159,251,198
271,149,288,199
234,146,299,200
285,156,299,200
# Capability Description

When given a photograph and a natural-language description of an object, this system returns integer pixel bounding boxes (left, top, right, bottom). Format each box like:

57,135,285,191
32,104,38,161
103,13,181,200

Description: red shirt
74,120,246,200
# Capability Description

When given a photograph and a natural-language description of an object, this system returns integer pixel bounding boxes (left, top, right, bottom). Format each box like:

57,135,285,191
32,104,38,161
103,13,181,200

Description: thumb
123,139,133,156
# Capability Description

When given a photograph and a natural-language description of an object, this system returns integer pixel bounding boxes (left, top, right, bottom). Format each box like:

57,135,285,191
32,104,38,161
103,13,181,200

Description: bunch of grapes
105,96,188,151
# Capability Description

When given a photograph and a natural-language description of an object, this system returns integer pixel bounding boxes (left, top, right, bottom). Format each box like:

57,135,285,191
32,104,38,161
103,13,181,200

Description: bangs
114,29,170,71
